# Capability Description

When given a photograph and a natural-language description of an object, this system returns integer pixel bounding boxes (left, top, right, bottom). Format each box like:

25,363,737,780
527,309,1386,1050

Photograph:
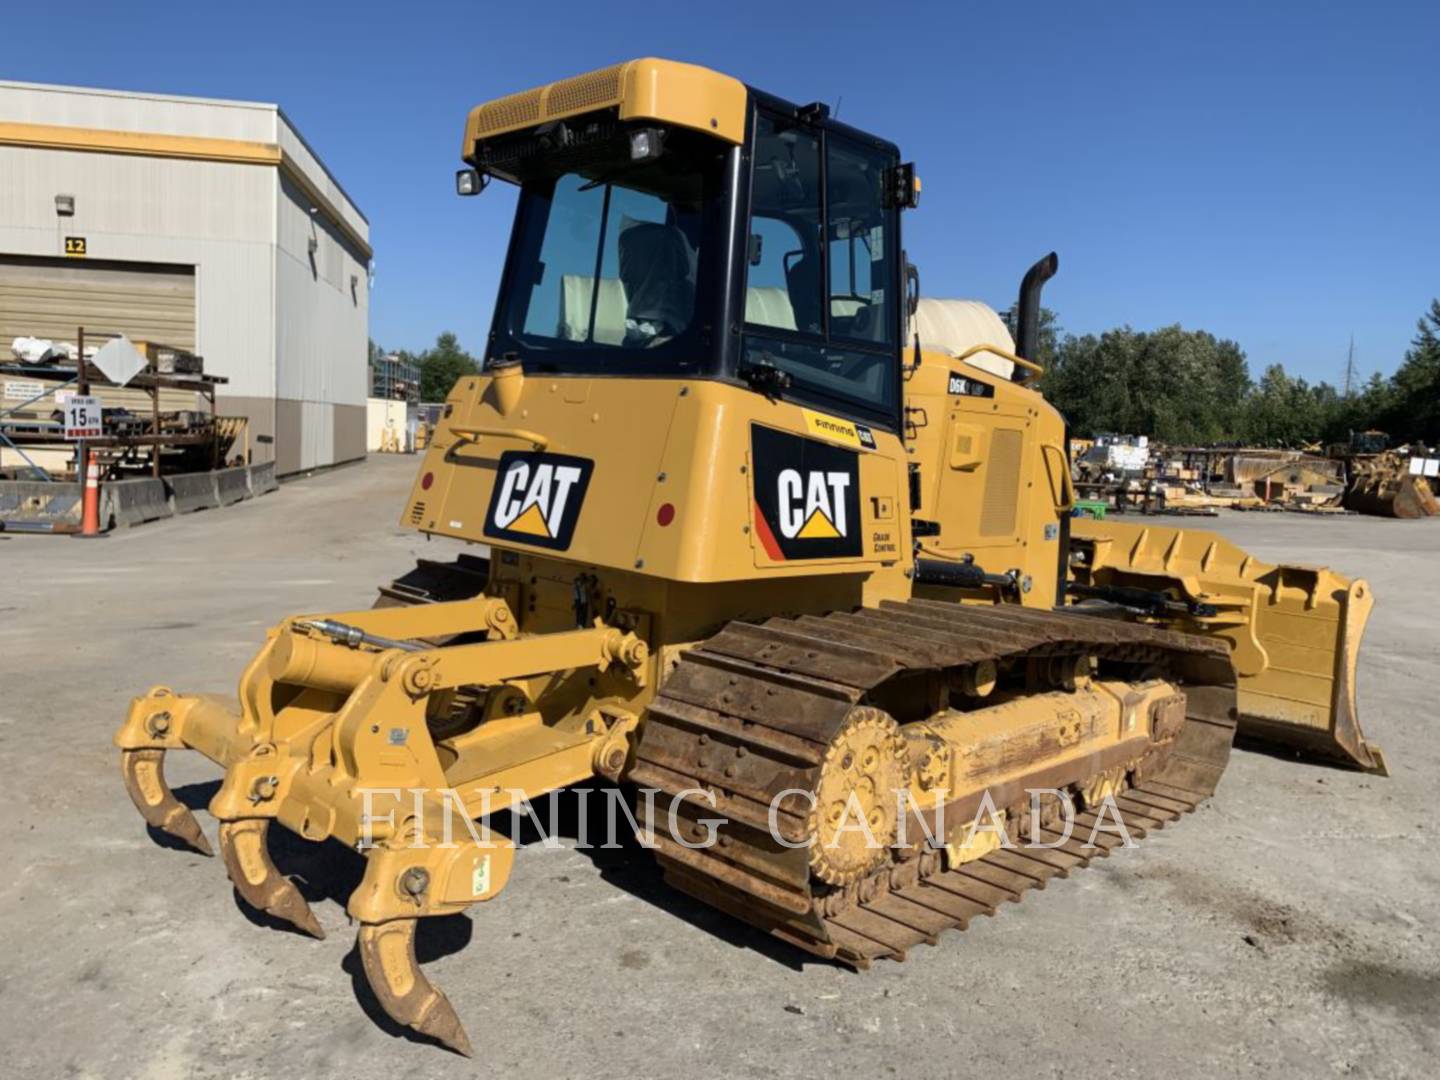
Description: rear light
421,472,434,491
656,503,675,526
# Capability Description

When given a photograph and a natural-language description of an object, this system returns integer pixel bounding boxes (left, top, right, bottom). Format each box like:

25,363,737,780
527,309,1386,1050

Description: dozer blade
218,819,324,939
358,920,473,1057
119,748,214,856
1069,518,1386,774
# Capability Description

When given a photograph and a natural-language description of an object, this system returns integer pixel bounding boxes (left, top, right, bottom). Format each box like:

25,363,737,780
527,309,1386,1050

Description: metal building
0,80,371,474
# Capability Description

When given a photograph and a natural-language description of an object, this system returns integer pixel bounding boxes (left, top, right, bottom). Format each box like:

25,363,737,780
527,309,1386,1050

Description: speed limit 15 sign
64,395,103,439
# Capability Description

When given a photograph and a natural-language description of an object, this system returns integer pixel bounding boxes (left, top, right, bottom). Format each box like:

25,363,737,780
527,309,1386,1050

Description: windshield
490,127,729,373
742,112,900,423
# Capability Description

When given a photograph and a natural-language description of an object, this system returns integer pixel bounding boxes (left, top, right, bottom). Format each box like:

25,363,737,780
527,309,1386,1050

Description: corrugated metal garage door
0,255,195,350
0,255,201,414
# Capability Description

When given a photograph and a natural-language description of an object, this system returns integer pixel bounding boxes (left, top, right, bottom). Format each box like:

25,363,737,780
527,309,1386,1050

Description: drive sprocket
808,707,911,886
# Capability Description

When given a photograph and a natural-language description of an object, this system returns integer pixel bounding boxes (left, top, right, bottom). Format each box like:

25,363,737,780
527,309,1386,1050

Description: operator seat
785,253,823,335
618,221,695,344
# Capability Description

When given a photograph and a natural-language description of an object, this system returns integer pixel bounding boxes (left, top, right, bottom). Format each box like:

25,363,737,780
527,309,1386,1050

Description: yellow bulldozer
115,59,1385,1054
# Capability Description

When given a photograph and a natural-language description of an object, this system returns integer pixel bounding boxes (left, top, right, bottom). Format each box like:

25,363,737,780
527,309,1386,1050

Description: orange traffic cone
81,449,102,535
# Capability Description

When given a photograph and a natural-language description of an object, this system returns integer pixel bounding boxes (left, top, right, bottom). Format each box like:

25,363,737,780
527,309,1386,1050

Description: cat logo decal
484,451,594,551
750,425,862,561
776,468,851,539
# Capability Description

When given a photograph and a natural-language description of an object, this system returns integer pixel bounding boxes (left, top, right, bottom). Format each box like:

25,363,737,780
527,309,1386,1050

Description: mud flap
1068,518,1386,775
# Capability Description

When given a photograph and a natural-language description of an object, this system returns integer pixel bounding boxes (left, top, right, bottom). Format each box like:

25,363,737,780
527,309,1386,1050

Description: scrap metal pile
1071,433,1438,518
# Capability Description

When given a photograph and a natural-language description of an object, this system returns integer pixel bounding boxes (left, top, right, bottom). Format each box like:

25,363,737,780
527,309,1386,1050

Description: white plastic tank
910,299,1016,380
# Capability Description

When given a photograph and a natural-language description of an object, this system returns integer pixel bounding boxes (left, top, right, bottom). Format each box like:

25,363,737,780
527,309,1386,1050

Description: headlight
628,128,664,162
455,168,487,196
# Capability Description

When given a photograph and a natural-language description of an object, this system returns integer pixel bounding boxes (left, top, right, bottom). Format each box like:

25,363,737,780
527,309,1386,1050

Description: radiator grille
545,64,624,116
472,64,624,139
408,501,426,526
979,429,1023,537
474,89,543,135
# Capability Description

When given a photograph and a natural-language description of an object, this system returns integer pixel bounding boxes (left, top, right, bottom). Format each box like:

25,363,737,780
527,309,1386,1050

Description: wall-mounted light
55,194,75,216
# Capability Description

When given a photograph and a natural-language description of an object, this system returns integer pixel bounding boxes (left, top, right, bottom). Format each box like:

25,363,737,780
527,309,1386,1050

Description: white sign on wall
3,380,45,401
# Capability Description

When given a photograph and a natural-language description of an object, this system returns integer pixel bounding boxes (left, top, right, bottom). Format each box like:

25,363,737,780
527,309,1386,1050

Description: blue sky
7,1,1437,385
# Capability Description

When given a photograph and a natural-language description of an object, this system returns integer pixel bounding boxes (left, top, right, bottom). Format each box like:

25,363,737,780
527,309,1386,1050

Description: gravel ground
1,455,1435,1079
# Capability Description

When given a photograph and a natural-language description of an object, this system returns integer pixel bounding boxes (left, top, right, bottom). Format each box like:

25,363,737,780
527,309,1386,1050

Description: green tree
418,331,478,402
1381,299,1440,445
1237,365,1328,446
1042,323,1252,443
1015,301,1440,448
1327,371,1396,445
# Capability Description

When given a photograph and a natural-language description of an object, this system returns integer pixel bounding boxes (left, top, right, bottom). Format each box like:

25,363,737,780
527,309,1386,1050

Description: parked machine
116,59,1384,1053
1328,430,1439,518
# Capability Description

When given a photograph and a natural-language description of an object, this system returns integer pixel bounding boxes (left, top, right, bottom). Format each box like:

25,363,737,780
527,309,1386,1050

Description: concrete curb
0,480,83,528
248,461,278,495
103,477,173,529
167,471,220,514
215,466,251,506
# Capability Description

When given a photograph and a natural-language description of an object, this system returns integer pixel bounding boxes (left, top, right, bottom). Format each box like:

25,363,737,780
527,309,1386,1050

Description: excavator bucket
1067,518,1386,774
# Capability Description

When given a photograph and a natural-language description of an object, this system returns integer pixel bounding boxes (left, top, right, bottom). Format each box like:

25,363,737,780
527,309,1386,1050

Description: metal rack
1,328,234,481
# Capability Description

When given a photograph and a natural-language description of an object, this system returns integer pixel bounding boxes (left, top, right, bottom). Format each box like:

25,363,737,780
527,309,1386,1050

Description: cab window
827,135,893,346
490,122,728,374
743,111,899,424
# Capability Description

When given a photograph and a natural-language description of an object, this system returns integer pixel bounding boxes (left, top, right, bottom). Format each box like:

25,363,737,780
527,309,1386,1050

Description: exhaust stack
1015,251,1059,362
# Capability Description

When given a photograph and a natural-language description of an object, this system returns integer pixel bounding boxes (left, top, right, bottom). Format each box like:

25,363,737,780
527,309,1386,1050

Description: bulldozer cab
466,62,911,432
1349,430,1389,455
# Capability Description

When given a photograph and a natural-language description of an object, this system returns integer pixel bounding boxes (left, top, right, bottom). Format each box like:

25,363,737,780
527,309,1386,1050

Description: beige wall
366,396,408,451
274,399,365,475
335,403,366,464
217,392,277,465
0,145,277,400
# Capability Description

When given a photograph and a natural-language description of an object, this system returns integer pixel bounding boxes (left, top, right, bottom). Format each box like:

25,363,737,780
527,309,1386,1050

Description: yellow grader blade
113,595,653,1054
1068,518,1385,775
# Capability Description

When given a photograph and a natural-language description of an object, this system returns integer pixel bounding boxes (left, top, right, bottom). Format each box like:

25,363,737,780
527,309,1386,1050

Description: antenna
1343,335,1357,397
833,95,842,120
